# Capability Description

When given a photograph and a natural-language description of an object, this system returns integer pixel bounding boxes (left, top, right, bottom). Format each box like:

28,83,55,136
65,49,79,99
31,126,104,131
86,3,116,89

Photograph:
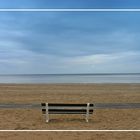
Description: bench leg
45,103,49,123
86,103,90,122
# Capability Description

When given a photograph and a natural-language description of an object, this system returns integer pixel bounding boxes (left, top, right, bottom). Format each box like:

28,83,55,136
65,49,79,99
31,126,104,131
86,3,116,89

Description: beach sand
0,84,140,139
0,132,140,140
0,84,140,130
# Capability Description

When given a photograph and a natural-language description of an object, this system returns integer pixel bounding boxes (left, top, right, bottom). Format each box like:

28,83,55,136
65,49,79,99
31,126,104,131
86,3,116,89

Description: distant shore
0,83,140,130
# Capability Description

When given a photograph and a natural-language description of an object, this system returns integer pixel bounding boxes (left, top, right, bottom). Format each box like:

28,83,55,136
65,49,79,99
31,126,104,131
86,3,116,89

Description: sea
0,73,140,84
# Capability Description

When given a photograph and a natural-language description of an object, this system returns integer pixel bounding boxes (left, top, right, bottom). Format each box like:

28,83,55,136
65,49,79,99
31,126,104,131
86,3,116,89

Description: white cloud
0,13,140,74
64,51,139,65
0,50,140,74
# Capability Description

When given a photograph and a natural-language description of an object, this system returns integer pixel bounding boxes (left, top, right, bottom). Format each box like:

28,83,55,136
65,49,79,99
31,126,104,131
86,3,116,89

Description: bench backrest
41,103,94,114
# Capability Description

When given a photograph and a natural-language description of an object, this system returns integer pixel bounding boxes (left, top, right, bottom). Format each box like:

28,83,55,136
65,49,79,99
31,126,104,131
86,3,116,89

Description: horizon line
0,73,140,75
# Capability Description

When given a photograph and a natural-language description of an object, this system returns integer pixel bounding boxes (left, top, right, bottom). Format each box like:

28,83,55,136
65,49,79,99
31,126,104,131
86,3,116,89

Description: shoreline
0,82,140,84
0,83,140,85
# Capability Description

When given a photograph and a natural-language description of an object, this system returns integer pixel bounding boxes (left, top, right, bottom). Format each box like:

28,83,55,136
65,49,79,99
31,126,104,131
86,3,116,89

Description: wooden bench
41,103,94,122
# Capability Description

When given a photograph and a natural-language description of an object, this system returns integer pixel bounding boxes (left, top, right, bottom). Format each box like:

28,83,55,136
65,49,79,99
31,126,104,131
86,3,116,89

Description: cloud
64,51,140,65
0,12,140,73
1,47,140,74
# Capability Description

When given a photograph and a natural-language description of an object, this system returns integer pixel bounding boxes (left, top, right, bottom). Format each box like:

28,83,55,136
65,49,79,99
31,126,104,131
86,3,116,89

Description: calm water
0,74,140,83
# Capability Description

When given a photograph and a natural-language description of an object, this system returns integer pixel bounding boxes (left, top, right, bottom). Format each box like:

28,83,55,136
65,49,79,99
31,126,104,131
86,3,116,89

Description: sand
0,84,140,139
0,132,140,140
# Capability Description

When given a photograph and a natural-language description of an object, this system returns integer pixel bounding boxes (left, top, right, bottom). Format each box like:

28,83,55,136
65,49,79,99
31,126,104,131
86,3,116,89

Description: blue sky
1,0,140,8
0,1,140,74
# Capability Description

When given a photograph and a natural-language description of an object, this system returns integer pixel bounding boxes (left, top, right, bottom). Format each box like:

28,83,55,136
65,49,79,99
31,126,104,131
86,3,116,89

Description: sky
0,1,140,74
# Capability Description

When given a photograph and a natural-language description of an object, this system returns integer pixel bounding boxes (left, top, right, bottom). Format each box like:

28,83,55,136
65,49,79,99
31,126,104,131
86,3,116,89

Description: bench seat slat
43,107,93,110
42,109,93,114
41,103,94,107
49,109,93,112
42,109,93,112
48,112,93,114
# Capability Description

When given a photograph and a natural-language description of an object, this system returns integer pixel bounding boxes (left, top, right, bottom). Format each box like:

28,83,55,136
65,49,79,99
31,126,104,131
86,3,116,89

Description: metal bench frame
41,103,94,122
